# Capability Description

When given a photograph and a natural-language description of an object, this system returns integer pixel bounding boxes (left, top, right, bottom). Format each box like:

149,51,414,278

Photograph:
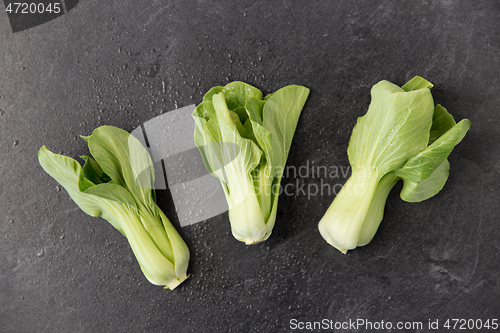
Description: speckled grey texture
1,1,499,332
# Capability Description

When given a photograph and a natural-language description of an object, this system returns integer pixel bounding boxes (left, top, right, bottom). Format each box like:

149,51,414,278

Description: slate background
1,1,499,332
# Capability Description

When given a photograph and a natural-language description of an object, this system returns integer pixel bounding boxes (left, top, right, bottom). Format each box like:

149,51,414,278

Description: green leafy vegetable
193,81,309,244
318,77,471,253
38,125,189,289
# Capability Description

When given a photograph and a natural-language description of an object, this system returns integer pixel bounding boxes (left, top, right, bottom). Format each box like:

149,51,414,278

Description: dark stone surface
1,1,499,332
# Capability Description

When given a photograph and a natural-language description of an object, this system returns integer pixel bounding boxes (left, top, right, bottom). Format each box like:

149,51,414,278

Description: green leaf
86,126,156,208
250,120,273,176
347,79,435,177
194,101,216,120
202,86,224,102
213,93,262,177
428,104,456,145
400,159,450,202
38,146,131,235
39,147,161,243
80,154,111,185
196,95,261,186
242,118,256,141
401,76,434,92
221,81,263,106
224,98,242,112
228,109,250,139
245,97,265,125
232,105,249,125
78,167,95,192
261,85,310,177
83,183,138,210
199,119,231,181
393,119,471,183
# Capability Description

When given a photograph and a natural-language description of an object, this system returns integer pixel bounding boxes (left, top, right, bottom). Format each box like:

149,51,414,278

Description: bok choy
318,76,470,253
38,125,189,289
193,81,309,244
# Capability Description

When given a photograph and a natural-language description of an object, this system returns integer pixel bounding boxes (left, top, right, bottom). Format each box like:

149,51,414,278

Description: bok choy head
318,77,471,253
38,125,189,289
192,82,309,244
